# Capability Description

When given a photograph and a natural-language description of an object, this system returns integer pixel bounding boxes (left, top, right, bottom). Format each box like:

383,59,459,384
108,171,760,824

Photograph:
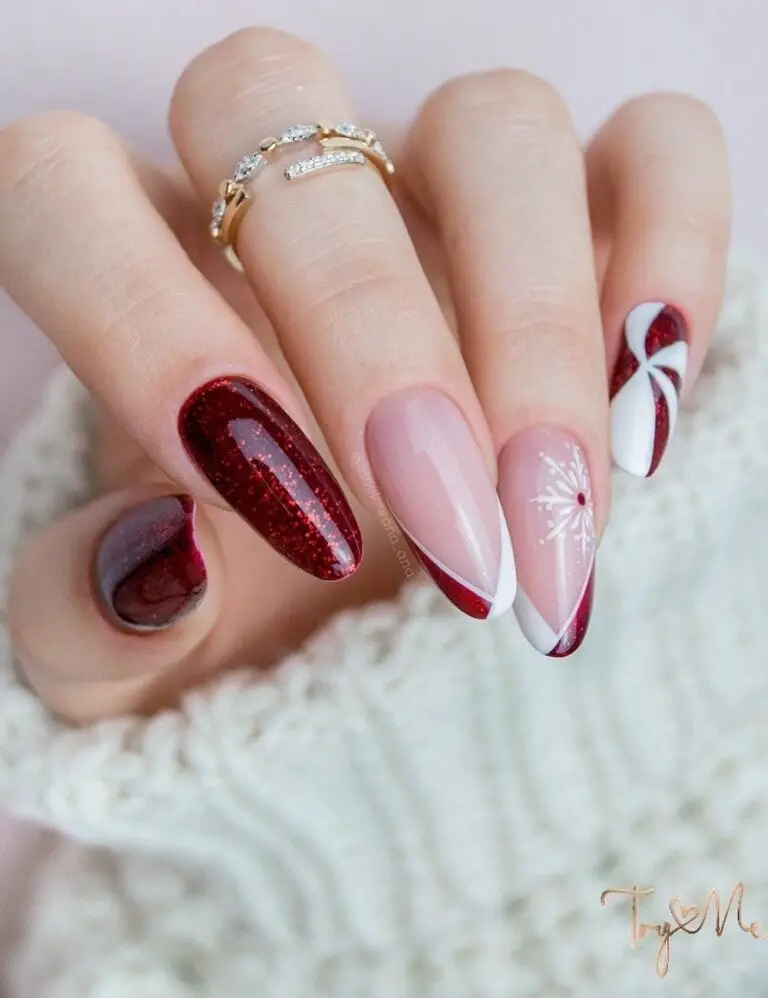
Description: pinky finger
8,488,224,722
586,94,731,477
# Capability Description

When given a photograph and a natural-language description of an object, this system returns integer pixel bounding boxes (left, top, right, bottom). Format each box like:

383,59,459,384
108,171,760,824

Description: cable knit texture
2,255,768,996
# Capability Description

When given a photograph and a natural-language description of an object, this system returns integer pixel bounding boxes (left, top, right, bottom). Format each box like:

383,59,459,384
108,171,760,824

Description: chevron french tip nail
499,427,595,657
366,388,516,620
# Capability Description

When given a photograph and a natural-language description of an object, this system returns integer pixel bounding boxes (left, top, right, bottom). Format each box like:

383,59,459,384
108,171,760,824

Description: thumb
8,488,224,722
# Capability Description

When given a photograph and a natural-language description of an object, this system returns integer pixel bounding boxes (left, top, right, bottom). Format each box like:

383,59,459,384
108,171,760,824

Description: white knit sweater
2,256,768,997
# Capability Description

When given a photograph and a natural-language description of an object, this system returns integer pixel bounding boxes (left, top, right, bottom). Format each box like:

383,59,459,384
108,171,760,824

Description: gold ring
209,121,395,271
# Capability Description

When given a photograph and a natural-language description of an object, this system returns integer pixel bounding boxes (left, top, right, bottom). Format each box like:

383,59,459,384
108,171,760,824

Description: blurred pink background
0,0,766,956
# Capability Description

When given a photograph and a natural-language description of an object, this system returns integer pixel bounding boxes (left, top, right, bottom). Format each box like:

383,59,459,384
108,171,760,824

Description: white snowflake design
530,443,595,556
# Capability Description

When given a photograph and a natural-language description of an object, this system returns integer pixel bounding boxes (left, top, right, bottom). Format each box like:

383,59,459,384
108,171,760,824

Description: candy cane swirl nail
610,303,688,478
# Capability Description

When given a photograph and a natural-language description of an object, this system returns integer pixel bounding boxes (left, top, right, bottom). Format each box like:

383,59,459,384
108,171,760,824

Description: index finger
0,111,362,581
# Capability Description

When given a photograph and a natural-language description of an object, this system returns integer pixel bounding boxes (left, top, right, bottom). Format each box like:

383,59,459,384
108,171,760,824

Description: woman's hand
0,28,730,722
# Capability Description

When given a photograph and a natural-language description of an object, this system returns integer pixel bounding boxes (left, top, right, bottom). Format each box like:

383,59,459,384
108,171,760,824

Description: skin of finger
7,487,225,714
92,165,298,494
585,93,731,389
405,70,610,529
169,27,497,497
0,111,308,507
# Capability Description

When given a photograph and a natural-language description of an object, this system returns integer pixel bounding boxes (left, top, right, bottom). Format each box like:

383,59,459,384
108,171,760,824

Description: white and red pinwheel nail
609,303,688,478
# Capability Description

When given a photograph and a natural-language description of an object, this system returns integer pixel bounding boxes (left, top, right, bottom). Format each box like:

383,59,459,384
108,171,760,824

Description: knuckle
219,26,323,71
424,68,573,135
612,92,725,143
315,269,408,322
301,263,413,336
283,223,419,337
175,27,330,111
500,318,599,387
662,208,731,250
490,287,599,364
0,110,113,207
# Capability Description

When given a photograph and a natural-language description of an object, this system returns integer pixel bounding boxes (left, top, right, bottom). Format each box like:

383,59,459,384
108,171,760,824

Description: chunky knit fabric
2,256,768,996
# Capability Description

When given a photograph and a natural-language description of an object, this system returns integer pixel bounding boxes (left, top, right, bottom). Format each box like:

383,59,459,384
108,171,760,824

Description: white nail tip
514,586,558,653
610,374,658,476
396,500,516,618
487,499,517,618
514,556,595,655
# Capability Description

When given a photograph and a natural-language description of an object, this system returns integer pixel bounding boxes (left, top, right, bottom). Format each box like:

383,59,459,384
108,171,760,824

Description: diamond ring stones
283,148,367,181
314,121,394,180
209,121,394,270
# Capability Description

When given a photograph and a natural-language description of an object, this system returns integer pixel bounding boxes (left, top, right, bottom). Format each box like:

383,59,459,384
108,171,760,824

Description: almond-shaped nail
94,495,207,632
366,388,516,619
498,428,595,657
179,376,362,581
610,303,688,477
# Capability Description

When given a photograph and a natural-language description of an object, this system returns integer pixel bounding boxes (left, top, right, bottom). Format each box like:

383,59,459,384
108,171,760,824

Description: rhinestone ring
209,121,395,271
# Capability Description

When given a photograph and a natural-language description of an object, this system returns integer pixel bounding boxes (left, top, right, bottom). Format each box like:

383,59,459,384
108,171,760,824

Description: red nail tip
95,495,207,631
179,376,362,581
413,548,492,620
547,569,594,658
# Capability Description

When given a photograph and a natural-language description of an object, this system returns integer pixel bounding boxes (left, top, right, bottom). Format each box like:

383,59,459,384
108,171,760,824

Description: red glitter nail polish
95,495,207,631
179,376,362,581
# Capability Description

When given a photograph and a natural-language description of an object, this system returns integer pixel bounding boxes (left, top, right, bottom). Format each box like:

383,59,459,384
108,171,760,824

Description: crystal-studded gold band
209,121,395,271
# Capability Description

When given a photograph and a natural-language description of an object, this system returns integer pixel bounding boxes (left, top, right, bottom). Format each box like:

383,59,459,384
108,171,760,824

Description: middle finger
171,27,517,620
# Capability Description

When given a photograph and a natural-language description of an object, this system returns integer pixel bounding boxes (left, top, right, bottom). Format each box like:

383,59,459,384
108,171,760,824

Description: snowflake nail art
498,428,596,659
530,443,595,557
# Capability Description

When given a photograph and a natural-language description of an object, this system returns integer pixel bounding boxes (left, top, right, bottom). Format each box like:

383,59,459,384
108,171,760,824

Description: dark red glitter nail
95,495,207,631
178,376,362,580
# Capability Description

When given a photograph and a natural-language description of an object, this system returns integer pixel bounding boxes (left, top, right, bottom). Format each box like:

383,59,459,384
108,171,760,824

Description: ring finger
406,71,608,657
171,27,517,620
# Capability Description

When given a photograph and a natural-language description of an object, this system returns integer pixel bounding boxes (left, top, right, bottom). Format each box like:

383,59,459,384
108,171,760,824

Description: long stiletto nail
366,388,516,619
179,376,362,580
498,428,595,657
95,495,207,631
610,303,688,477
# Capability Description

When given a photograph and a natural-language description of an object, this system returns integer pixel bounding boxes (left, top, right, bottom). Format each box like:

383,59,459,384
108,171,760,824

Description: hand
0,28,730,722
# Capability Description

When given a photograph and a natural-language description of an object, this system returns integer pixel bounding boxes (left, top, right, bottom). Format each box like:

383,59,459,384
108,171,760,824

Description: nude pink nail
498,427,595,656
366,388,516,620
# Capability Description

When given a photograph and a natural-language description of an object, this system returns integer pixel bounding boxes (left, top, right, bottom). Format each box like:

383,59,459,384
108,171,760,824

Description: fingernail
498,428,595,657
366,388,515,619
179,376,362,580
610,303,688,478
95,495,207,632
